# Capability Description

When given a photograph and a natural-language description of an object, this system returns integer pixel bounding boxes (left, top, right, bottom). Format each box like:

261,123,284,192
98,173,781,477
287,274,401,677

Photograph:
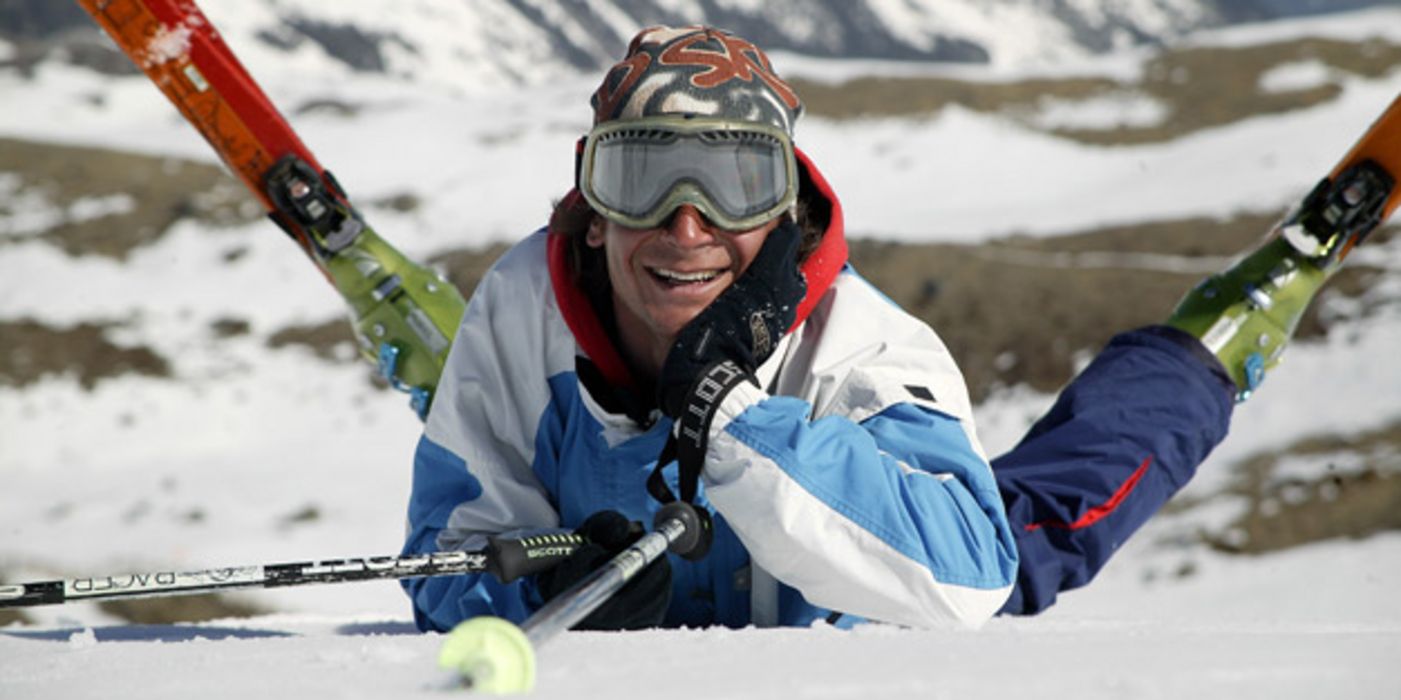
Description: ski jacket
402,151,1019,631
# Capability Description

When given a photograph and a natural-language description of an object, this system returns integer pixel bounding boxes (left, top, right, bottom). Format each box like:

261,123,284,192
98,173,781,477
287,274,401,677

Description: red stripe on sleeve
1024,456,1154,532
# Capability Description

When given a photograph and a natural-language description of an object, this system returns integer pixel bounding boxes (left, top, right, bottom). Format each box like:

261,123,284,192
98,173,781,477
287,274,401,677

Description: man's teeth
653,268,719,283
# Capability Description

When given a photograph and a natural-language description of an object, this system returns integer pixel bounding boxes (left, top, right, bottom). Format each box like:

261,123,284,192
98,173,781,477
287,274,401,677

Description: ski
1168,93,1400,397
76,0,466,418
0,533,582,609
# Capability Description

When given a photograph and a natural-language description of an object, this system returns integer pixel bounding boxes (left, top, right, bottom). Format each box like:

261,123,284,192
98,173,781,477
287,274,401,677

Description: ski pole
521,513,687,642
0,533,582,609
438,503,708,694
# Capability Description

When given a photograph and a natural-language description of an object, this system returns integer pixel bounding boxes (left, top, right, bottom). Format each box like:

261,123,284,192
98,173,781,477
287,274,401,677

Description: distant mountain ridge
0,0,1395,90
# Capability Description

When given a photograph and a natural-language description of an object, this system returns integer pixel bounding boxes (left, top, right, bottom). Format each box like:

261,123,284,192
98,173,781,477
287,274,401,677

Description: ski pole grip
485,533,585,583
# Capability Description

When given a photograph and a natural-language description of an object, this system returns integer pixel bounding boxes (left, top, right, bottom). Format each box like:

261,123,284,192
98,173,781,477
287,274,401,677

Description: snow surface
2,7,1400,699
1258,60,1337,94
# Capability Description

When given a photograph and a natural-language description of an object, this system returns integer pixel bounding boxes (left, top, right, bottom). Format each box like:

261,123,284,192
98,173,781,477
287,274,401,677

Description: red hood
547,146,848,391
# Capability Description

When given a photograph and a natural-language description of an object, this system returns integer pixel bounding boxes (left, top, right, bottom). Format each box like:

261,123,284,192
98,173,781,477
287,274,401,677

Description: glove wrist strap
647,359,753,504
674,360,752,494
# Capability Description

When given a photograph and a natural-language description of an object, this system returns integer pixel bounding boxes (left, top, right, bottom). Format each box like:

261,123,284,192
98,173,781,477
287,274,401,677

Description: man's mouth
649,267,723,286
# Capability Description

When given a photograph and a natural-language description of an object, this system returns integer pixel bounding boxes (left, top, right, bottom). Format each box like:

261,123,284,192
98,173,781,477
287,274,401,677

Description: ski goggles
578,116,799,232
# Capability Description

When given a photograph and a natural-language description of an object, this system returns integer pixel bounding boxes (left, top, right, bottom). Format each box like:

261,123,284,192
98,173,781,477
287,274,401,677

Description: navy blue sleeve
992,326,1236,615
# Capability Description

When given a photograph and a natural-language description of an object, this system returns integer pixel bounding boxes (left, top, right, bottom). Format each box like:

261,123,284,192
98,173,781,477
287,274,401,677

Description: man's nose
664,205,718,248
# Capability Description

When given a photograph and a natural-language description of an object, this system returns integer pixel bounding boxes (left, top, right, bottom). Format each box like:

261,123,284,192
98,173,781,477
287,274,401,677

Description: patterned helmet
591,26,804,137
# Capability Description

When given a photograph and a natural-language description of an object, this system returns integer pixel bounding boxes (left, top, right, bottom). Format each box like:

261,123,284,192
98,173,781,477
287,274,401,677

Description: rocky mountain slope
2,0,1397,90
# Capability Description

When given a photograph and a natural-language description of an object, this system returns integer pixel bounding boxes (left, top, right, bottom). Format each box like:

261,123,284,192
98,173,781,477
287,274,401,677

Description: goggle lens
582,121,796,230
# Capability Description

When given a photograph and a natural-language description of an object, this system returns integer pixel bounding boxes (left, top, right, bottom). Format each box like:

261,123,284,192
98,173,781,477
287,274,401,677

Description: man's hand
535,510,672,630
648,219,806,522
656,218,807,418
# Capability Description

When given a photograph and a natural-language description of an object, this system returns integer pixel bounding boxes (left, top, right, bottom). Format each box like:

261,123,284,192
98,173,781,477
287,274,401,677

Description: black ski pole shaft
519,515,688,646
0,532,582,609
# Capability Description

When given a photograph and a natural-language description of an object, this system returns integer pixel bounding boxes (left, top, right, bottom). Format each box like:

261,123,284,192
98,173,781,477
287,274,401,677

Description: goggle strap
573,136,586,191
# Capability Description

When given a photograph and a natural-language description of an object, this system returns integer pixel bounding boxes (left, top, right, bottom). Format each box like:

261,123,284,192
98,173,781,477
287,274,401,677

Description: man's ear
585,216,606,248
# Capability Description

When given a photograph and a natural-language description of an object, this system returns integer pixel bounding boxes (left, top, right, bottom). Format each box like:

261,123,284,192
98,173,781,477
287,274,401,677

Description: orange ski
77,0,466,418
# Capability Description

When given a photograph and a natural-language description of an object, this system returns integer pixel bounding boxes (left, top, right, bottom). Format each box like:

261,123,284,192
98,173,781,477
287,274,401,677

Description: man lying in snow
401,25,1353,630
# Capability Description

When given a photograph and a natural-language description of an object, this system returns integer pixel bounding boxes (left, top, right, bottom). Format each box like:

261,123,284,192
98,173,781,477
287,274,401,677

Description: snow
1024,91,1173,131
869,0,1085,64
1184,6,1401,49
3,6,1401,698
142,22,197,68
8,41,1397,247
1258,60,1338,94
804,76,1401,240
0,190,136,239
192,0,610,91
4,605,1399,699
4,538,1400,700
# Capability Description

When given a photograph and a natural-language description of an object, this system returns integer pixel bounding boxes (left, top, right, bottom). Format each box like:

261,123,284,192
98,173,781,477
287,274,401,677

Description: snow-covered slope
5,0,1398,90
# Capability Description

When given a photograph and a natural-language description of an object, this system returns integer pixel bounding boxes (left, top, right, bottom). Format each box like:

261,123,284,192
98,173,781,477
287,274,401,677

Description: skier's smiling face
587,205,780,380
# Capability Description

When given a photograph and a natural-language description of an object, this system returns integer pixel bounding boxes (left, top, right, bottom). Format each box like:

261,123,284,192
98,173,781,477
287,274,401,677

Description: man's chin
648,303,712,335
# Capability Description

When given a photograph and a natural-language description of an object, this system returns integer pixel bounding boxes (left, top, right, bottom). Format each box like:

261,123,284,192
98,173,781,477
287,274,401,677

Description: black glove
650,220,807,509
535,510,672,630
656,218,807,417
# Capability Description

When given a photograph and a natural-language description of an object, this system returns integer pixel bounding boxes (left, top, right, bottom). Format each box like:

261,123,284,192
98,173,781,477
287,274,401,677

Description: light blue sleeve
858,402,1018,589
704,388,1019,627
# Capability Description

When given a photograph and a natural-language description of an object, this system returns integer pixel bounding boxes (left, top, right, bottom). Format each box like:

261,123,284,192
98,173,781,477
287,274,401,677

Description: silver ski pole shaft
437,515,694,693
519,515,686,645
